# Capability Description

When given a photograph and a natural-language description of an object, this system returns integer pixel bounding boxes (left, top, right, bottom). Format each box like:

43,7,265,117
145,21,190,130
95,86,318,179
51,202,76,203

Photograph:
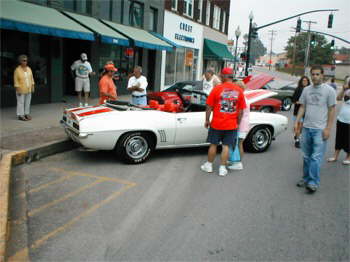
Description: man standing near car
71,53,95,107
201,67,246,176
127,66,148,106
202,69,221,95
294,65,336,193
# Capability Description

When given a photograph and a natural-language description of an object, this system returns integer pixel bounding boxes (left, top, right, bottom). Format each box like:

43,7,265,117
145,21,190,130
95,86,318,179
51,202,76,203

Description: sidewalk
0,95,130,156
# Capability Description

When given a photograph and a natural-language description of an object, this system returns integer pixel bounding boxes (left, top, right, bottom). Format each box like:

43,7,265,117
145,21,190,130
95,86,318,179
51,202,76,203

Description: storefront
160,11,203,89
203,27,234,74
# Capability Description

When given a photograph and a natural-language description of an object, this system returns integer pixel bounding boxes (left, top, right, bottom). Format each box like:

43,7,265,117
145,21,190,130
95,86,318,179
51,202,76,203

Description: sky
228,0,350,54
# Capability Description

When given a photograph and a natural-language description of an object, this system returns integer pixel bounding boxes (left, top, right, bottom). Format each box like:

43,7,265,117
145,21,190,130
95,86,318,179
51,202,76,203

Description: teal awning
149,32,180,49
203,39,235,61
102,20,173,51
63,11,129,46
0,0,94,41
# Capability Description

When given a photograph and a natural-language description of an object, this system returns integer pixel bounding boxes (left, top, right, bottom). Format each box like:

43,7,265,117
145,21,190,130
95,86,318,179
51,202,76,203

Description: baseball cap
104,64,118,72
221,67,234,76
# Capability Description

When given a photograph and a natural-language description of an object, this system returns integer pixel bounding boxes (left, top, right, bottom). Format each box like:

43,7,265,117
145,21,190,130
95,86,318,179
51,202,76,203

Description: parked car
61,89,288,164
159,80,281,113
246,74,296,111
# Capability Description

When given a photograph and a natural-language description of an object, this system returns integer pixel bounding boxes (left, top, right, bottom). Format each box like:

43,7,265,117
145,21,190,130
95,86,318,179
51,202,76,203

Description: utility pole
291,28,298,75
268,30,276,70
303,20,317,75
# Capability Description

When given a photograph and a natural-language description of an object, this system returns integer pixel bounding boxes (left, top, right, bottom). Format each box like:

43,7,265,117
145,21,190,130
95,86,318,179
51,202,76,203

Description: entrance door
147,50,156,91
63,39,91,95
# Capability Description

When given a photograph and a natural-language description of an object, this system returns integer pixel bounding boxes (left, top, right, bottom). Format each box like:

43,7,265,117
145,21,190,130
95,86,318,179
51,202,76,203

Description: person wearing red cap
99,64,118,104
201,67,247,176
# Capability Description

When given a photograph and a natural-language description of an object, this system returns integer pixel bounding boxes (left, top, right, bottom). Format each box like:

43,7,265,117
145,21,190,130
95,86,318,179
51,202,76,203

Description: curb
0,139,77,262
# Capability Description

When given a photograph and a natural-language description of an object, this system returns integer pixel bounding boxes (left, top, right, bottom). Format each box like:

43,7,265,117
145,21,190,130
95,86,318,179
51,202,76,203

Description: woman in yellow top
14,54,35,121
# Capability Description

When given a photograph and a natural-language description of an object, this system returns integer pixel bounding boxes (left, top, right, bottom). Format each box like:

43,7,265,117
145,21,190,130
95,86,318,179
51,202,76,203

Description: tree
243,34,267,64
285,32,334,65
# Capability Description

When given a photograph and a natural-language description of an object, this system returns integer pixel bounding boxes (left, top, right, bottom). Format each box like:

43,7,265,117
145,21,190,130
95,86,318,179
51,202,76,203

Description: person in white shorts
71,53,95,107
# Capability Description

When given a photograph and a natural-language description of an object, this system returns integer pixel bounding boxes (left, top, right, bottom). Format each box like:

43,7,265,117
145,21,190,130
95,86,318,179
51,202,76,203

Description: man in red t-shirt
201,67,246,176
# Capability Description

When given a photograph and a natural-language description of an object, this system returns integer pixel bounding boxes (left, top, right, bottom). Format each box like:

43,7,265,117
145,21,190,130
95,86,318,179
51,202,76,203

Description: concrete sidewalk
0,94,130,261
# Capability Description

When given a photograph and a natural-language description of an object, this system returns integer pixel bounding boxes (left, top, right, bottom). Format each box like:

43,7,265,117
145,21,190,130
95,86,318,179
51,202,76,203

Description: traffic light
311,34,316,46
251,28,258,39
296,18,301,33
328,14,333,28
331,39,335,49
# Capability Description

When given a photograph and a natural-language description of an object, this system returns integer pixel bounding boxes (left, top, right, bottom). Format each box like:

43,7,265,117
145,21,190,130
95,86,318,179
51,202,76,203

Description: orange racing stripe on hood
77,108,113,117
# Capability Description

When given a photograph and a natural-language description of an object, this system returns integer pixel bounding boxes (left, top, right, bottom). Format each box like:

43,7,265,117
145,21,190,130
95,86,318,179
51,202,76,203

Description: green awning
63,11,129,46
203,39,235,61
0,0,94,41
102,20,173,51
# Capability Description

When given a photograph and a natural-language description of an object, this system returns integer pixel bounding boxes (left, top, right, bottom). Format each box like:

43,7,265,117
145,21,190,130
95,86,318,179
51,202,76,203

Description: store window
197,0,203,22
183,0,193,18
205,0,210,26
171,0,178,11
165,51,176,85
149,7,158,32
129,1,144,28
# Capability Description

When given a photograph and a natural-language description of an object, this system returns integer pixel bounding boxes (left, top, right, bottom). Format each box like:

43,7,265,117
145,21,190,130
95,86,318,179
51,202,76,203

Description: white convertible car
61,89,288,164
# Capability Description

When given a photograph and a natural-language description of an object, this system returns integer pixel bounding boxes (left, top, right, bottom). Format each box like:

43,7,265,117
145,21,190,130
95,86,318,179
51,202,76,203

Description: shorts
292,115,304,122
238,131,247,139
75,77,90,92
207,128,237,146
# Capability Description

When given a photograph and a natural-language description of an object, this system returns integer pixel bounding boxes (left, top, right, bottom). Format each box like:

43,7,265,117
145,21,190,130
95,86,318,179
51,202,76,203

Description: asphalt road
9,107,349,261
8,68,349,261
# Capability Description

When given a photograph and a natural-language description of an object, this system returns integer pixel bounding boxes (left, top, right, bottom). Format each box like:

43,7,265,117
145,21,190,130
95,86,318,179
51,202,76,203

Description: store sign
185,50,193,66
124,48,134,58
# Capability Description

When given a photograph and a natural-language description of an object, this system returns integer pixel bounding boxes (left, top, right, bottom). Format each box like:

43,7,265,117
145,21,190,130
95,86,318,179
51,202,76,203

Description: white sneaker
79,102,83,107
200,162,213,173
227,162,243,170
84,103,89,107
219,166,228,176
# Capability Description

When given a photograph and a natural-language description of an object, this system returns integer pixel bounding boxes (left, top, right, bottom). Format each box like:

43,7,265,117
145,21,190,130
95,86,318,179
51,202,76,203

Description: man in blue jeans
294,65,336,193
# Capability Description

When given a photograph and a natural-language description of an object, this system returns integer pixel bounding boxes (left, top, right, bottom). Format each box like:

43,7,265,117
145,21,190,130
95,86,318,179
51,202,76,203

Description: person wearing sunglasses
14,54,35,121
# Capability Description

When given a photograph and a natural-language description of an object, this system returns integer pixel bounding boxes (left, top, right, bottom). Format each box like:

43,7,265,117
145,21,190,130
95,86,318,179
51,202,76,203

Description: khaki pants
16,92,32,116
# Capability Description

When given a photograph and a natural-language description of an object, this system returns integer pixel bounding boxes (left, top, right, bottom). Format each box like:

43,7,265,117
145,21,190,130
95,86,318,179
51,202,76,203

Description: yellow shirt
14,66,35,94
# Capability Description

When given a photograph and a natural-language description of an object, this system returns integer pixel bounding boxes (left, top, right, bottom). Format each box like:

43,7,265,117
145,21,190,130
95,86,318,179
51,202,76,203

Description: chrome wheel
125,135,149,160
282,97,292,111
252,129,270,150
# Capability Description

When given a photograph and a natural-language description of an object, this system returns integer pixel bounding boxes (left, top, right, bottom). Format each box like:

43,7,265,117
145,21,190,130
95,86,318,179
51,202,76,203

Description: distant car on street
246,74,297,111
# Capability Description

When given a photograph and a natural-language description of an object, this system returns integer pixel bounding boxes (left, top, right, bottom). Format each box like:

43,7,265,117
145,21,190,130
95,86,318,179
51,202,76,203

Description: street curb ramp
0,139,77,262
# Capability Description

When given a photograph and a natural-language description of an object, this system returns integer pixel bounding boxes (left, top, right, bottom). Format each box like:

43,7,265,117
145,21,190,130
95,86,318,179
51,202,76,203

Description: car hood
244,89,278,104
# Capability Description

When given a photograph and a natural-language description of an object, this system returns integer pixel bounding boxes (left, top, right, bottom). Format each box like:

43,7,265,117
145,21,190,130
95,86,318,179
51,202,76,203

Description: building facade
161,0,233,89
1,0,171,107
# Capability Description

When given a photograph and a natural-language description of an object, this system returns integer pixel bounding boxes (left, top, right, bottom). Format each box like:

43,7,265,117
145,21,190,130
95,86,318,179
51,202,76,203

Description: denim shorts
207,128,237,145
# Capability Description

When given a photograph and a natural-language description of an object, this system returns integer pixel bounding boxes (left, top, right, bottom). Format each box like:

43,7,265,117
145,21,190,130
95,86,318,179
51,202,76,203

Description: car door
174,111,208,146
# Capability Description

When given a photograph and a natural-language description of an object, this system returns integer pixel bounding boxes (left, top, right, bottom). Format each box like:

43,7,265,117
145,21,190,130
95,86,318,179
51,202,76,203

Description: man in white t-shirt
127,66,148,106
202,69,221,95
71,53,95,107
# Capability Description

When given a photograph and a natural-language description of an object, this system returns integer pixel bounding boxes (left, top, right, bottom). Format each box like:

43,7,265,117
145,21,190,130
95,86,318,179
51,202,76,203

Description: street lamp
245,11,254,76
233,26,241,74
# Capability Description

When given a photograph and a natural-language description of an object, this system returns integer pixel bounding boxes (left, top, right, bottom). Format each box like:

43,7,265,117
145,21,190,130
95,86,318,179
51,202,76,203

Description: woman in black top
292,76,310,148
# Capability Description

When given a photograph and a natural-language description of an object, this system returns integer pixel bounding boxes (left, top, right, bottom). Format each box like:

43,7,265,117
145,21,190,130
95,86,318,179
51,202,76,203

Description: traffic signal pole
303,20,317,75
244,9,339,76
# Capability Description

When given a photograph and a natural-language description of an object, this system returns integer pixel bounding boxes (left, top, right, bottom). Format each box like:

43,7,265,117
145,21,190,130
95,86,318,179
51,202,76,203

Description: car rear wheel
244,126,272,153
116,132,154,164
259,106,273,113
282,97,292,111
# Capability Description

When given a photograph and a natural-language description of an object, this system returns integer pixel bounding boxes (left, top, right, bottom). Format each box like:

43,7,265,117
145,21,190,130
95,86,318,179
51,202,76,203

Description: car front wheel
117,132,154,164
282,97,292,111
244,126,272,153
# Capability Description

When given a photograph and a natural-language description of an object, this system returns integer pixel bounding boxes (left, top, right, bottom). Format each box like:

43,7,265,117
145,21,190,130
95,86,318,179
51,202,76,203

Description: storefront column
90,41,99,98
